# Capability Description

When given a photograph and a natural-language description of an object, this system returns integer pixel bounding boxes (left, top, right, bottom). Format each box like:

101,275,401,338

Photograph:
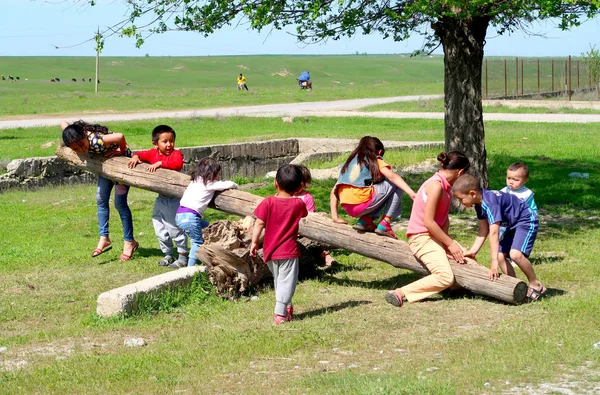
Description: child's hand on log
146,162,162,172
464,249,477,259
104,149,122,158
488,260,500,281
127,155,141,168
332,217,347,225
448,240,465,264
249,241,259,257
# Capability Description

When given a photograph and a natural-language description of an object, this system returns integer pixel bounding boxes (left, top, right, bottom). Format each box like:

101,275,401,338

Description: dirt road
1,94,599,130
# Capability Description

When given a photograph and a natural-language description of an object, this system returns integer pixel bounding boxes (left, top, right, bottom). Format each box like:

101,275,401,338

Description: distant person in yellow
237,73,249,91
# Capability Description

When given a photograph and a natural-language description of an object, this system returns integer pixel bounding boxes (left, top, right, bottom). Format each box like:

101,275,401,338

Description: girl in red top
385,151,470,307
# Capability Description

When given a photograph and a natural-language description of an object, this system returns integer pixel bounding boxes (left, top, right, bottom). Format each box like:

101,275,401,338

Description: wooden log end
513,281,529,305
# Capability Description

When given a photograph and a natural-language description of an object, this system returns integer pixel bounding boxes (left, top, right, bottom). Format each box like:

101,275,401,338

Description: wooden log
56,145,528,304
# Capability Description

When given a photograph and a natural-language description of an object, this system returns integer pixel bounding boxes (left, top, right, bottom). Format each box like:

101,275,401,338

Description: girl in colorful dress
330,136,416,239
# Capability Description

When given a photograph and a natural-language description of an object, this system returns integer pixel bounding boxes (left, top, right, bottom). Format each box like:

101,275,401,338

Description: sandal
92,243,112,258
527,286,547,302
120,241,139,262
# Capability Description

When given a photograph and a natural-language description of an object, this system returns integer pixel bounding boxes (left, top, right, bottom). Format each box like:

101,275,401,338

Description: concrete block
96,266,205,317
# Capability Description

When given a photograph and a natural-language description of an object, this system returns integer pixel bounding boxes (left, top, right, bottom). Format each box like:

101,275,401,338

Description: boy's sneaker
352,215,376,232
158,255,175,267
175,254,188,267
167,260,187,269
286,306,294,322
273,314,288,325
375,222,398,239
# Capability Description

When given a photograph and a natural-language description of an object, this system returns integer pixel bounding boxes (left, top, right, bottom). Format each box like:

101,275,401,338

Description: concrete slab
97,266,206,317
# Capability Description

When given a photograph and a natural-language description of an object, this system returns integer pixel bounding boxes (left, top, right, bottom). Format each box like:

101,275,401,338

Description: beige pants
397,233,455,303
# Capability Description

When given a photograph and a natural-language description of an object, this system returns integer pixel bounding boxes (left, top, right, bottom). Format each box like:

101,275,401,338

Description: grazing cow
16,77,20,81
8,75,14,80
126,82,131,86
97,79,100,83
1,75,5,81
71,78,77,82
88,78,91,82
50,78,56,82
82,78,85,82
55,77,61,82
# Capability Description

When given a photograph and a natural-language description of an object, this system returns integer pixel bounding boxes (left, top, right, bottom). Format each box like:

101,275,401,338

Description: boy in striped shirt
452,174,546,302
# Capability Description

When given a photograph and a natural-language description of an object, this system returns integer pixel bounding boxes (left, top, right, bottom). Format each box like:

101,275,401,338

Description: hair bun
437,152,448,165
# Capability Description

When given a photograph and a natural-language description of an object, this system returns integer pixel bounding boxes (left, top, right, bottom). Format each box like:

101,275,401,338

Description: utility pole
95,27,100,93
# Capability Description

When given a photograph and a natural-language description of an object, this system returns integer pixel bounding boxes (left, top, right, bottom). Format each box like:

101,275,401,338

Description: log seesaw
56,145,528,305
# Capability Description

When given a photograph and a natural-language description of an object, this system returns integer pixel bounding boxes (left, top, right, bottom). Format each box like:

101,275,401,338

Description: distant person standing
237,73,249,91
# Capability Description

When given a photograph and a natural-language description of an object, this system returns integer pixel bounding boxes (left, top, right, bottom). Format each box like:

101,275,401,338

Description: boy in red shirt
128,125,189,268
250,164,308,324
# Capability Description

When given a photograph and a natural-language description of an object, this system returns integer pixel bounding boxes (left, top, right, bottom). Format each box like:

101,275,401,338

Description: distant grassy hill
0,55,444,117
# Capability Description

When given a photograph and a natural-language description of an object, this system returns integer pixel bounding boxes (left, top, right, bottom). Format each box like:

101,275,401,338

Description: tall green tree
102,0,599,184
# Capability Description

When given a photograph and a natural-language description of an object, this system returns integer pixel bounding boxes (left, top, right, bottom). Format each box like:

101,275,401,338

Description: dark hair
191,157,221,185
275,164,303,194
507,162,529,178
239,73,243,76
341,136,385,182
437,151,470,172
152,125,175,143
452,174,482,194
62,120,108,145
298,165,312,186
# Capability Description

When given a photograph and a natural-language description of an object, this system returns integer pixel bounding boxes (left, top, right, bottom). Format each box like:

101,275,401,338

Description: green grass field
1,55,599,393
0,55,443,117
2,113,600,393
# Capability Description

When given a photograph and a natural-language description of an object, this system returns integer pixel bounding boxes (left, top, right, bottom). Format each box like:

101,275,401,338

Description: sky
1,0,599,57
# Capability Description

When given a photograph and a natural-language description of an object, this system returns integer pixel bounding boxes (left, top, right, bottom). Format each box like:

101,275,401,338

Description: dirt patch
0,336,148,372
401,158,438,174
169,66,185,72
271,69,293,77
237,65,249,70
503,362,600,394
111,61,123,66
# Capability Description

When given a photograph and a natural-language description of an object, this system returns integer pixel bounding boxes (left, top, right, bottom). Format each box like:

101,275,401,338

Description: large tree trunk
434,16,490,187
56,145,528,304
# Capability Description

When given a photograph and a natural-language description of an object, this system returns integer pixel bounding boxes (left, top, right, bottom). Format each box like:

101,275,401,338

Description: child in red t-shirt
127,125,189,268
250,164,308,324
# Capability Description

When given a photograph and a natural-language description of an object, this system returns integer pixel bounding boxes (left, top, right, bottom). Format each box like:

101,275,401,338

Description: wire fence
483,56,599,100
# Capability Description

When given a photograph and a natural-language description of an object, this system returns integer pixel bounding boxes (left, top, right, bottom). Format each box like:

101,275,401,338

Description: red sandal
120,241,139,262
92,243,112,258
